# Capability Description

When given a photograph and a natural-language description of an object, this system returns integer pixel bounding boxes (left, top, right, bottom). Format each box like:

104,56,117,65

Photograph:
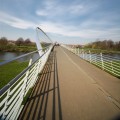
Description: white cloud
69,4,84,14
0,11,36,29
44,0,55,9
39,21,120,40
36,1,88,17
36,2,63,17
36,10,48,16
35,0,56,17
0,11,120,43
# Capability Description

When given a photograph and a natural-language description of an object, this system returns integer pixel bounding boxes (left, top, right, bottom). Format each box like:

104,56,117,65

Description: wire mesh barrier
0,28,54,120
62,45,120,78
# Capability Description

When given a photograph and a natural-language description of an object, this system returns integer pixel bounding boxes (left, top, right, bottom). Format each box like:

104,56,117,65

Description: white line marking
60,47,120,110
60,47,96,84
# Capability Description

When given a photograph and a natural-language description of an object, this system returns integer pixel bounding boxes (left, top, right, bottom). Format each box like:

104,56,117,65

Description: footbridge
0,28,120,120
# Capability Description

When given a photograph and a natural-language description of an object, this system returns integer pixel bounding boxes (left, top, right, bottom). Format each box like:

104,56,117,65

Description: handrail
0,48,48,95
0,46,50,66
0,26,54,120
62,44,120,77
0,45,54,120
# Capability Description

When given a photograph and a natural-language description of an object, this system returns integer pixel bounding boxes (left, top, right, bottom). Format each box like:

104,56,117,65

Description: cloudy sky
0,0,120,44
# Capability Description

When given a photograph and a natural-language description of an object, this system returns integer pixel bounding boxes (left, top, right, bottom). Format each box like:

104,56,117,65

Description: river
0,52,120,63
0,52,40,62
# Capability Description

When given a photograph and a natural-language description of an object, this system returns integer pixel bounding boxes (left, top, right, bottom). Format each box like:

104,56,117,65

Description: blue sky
0,0,120,45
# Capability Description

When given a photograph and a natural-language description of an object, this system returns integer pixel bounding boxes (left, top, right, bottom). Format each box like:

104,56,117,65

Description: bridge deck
18,46,120,120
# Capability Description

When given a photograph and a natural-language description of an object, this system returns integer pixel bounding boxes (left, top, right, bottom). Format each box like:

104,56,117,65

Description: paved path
18,46,120,120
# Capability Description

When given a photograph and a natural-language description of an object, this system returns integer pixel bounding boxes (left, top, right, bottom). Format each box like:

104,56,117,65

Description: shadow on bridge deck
18,51,62,120
18,46,120,120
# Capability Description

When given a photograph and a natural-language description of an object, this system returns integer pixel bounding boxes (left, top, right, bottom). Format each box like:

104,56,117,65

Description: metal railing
62,45,120,77
0,45,54,120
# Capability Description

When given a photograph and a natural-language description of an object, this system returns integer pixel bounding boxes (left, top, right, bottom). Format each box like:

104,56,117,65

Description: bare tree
15,37,24,46
84,39,120,51
24,38,31,45
0,37,8,45
107,40,114,49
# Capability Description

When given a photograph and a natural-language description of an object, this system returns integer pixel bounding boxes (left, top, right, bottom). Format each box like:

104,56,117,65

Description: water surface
0,52,40,62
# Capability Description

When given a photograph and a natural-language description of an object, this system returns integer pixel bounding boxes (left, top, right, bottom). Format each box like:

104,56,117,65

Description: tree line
0,37,35,46
0,37,36,52
84,40,120,51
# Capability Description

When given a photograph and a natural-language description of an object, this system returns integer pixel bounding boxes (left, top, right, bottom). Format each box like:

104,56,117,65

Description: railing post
95,55,97,64
75,48,77,54
80,49,82,58
77,48,78,55
38,59,42,73
111,61,114,74
73,48,75,53
72,48,74,53
86,52,88,61
84,51,86,60
82,49,84,59
2,87,10,119
23,58,32,96
89,50,92,63
32,58,41,86
100,53,104,70
78,48,80,55
33,59,41,86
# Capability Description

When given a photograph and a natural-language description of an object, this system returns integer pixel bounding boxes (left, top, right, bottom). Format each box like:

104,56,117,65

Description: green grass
80,48,120,54
0,61,28,89
90,60,120,78
0,45,37,52
17,46,37,52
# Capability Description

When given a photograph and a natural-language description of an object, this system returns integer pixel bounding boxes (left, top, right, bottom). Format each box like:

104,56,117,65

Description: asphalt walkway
18,46,120,120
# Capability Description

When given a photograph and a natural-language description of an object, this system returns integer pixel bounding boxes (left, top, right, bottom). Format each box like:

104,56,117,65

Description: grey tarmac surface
18,46,120,120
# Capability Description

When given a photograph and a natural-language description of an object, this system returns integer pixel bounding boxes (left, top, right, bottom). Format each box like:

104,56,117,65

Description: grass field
0,45,37,52
0,61,28,89
89,60,120,78
81,48,120,54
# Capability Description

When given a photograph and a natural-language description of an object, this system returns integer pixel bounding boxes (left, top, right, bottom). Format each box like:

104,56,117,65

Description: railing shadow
18,50,62,120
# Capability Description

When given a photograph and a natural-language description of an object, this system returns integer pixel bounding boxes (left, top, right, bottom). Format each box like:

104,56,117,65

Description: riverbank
0,45,37,52
82,48,120,54
0,61,28,89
